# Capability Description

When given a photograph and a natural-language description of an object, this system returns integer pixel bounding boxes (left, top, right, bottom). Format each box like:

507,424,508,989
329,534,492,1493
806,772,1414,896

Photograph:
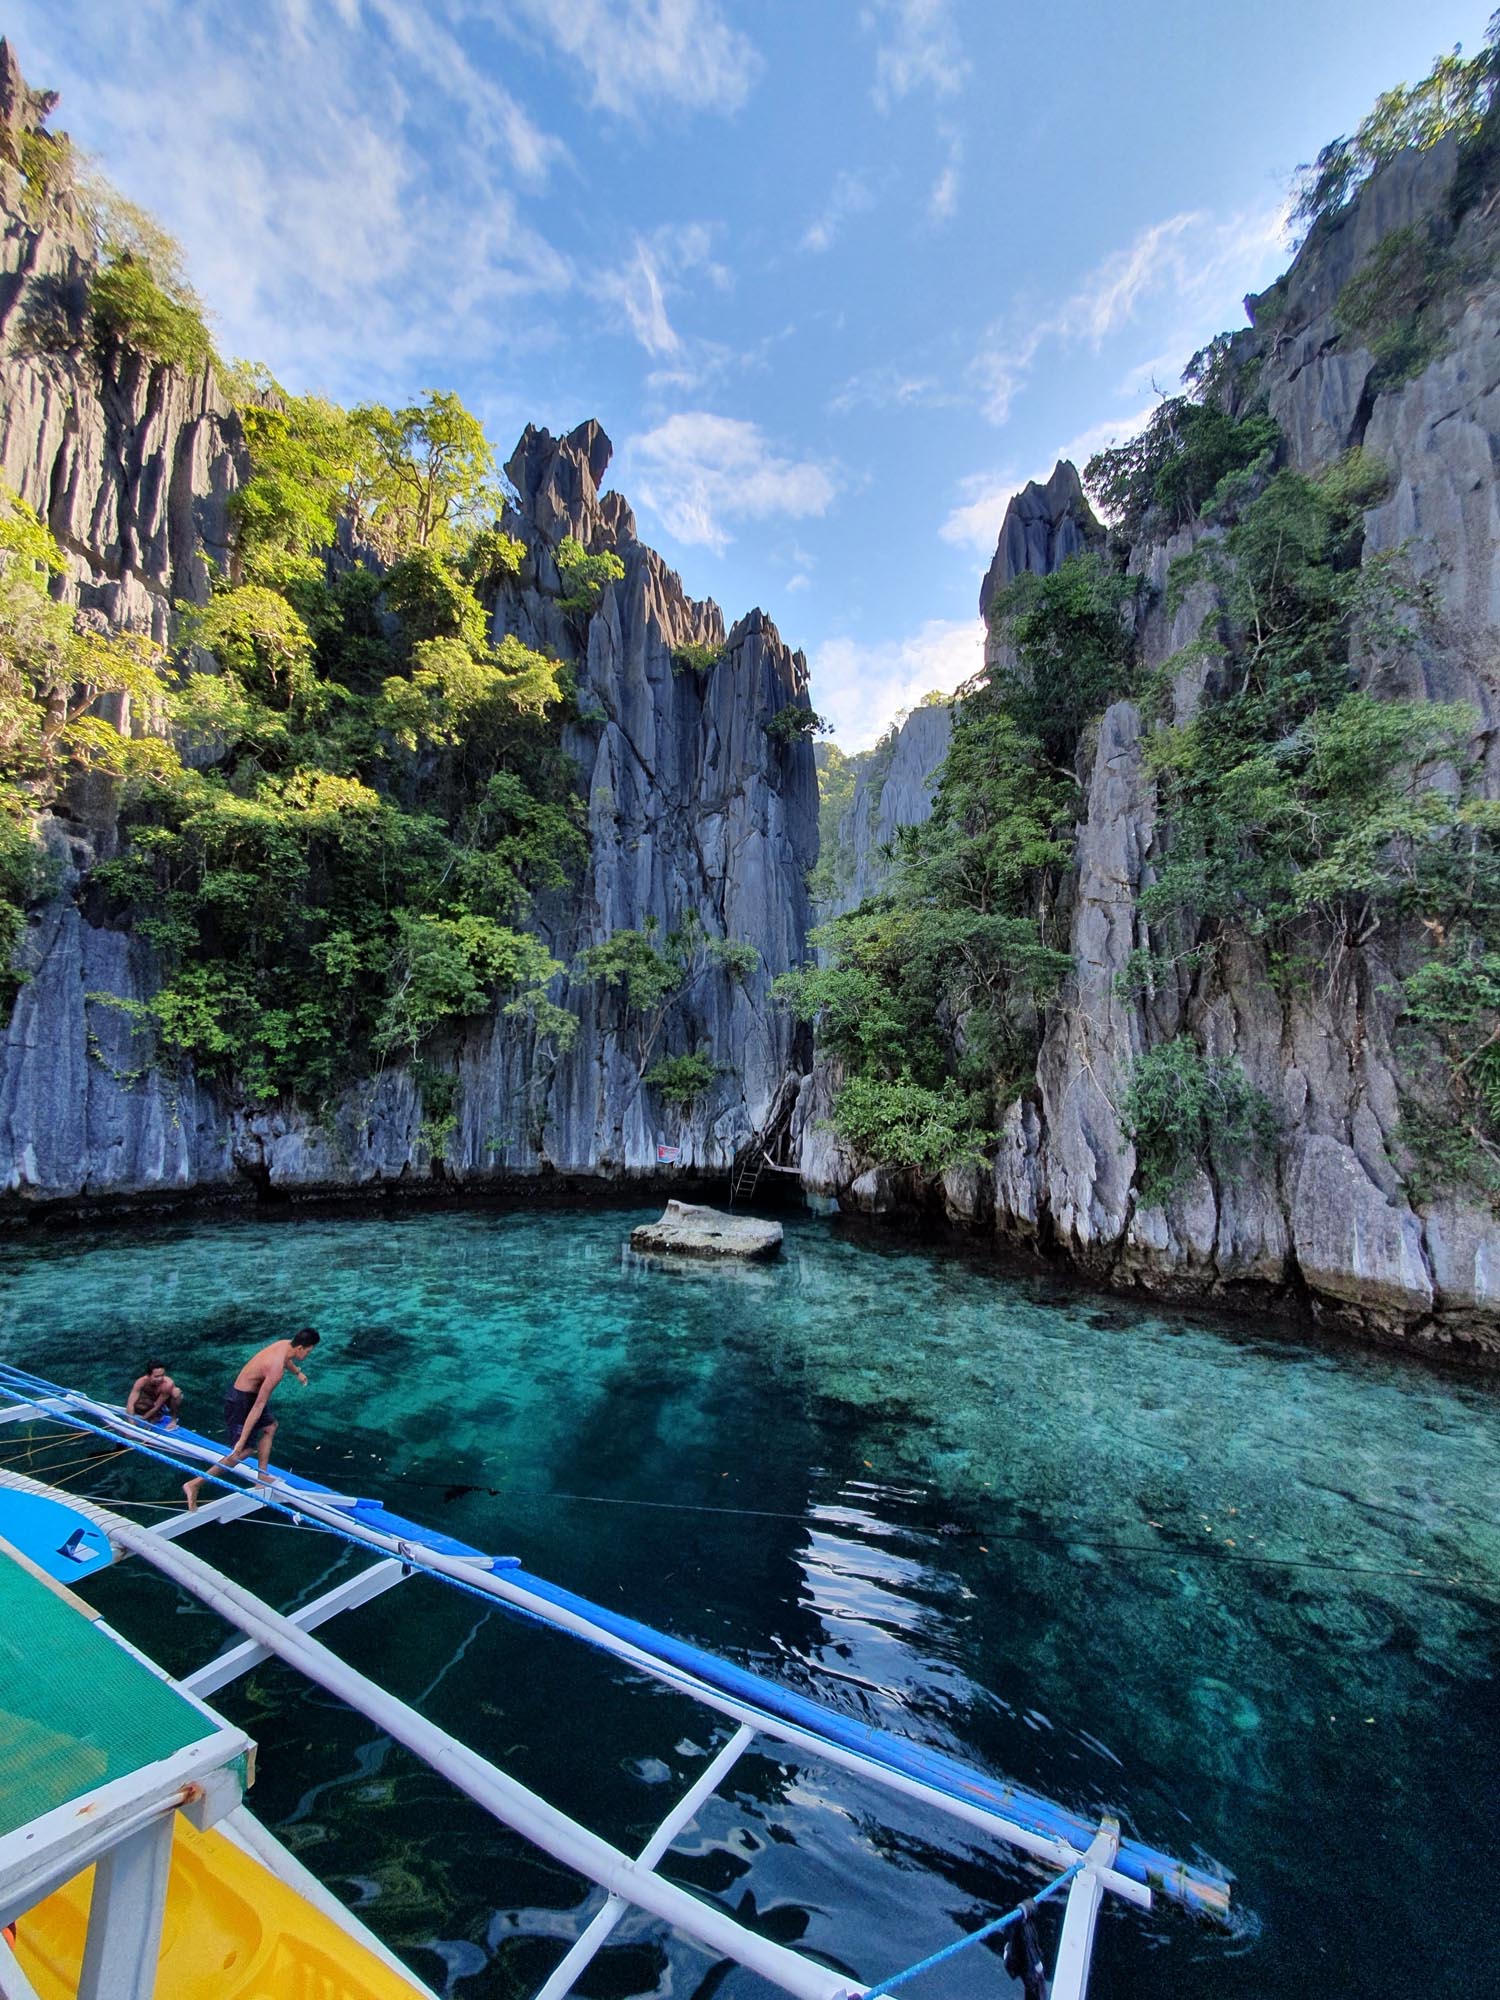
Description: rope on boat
0,1369,1228,1917
0,1428,96,1467
3,1413,1477,1594
0,1442,127,1481
47,1446,131,1487
862,1862,1082,1998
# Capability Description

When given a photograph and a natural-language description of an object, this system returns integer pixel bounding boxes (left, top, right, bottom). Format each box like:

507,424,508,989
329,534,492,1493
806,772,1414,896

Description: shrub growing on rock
670,641,722,676
1084,401,1279,541
556,536,625,614
1123,1039,1277,1207
643,1050,721,1108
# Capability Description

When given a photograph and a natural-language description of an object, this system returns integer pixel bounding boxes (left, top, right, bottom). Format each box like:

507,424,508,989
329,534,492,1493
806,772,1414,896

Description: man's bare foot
163,1417,179,1431
183,1479,201,1511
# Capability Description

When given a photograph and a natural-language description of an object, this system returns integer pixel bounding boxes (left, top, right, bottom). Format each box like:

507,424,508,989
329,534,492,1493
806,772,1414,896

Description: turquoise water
1,1205,1497,1999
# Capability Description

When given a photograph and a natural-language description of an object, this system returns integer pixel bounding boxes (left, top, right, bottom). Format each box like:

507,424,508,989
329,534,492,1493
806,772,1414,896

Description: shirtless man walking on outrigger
182,1328,320,1510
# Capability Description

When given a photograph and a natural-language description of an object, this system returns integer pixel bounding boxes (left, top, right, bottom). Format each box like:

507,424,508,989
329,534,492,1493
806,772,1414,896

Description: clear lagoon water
1,1204,1497,2000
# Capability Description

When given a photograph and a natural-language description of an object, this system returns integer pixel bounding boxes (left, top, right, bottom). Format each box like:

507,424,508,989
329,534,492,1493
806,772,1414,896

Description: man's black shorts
224,1385,274,1447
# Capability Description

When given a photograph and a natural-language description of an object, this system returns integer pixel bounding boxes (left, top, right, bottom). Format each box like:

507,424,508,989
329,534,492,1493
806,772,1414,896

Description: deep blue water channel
1,1204,1497,2000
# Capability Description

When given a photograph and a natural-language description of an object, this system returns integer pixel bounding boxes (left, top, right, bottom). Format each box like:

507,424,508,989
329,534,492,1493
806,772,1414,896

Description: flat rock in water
631,1200,783,1261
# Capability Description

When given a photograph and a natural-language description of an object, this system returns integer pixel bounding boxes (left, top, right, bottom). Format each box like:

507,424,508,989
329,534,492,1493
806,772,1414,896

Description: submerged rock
630,1200,783,1261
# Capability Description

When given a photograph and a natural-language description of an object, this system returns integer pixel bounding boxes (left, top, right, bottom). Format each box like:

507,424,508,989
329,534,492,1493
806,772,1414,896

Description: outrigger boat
0,1361,1231,1999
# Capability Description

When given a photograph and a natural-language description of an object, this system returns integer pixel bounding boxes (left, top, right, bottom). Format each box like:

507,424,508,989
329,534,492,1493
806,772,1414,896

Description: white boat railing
0,1367,1234,2000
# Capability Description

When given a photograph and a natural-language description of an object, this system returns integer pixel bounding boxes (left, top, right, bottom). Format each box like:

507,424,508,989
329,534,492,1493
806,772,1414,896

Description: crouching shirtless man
125,1360,183,1428
182,1328,319,1510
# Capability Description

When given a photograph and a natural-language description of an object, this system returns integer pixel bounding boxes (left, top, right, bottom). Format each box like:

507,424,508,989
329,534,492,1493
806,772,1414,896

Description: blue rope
0,1383,788,1688
862,1861,1083,1999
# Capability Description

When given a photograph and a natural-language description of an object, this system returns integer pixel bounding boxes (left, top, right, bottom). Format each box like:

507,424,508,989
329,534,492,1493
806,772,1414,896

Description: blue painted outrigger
0,1360,1231,1999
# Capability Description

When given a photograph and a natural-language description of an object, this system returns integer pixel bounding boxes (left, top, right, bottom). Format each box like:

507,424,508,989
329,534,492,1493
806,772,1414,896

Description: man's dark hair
145,1359,163,1372
292,1327,321,1349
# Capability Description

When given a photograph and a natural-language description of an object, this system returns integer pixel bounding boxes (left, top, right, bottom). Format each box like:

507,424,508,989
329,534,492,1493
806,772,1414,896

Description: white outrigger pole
0,1364,1232,2000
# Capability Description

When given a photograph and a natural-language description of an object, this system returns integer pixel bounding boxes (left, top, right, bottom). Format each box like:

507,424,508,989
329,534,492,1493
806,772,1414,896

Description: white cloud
827,364,948,416
940,471,1028,555
811,617,982,751
929,129,962,221
782,539,815,593
505,0,762,117
7,0,574,401
595,239,682,356
971,201,1288,427
1071,213,1203,344
642,318,793,402
591,225,729,359
625,413,836,552
861,0,968,111
363,0,566,185
801,171,875,254
972,331,1043,427
939,408,1157,553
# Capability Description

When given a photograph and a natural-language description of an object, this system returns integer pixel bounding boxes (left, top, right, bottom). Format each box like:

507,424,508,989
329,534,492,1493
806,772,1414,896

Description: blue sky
11,0,1489,747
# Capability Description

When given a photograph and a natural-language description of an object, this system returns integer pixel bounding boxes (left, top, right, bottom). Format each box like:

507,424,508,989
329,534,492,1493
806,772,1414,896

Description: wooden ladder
729,1146,766,1206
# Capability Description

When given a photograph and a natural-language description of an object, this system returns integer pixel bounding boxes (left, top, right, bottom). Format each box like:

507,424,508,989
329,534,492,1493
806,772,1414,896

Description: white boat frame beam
181,1555,408,1700
534,1724,759,2000
46,1488,863,2000
0,1385,1231,2000
0,1394,1168,1912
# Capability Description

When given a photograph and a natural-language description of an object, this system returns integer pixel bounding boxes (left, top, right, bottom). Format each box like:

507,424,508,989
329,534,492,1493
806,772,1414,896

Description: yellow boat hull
15,1814,431,2000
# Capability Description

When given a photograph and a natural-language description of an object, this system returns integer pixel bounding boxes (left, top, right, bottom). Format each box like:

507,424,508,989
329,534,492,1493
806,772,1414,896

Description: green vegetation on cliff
1292,18,1500,232
0,370,598,1112
90,382,585,1108
1126,446,1500,1196
805,197,1500,1209
555,535,625,615
1122,1039,1277,1207
643,1050,721,1109
1084,401,1277,542
0,488,165,997
581,915,758,1080
777,557,1117,1174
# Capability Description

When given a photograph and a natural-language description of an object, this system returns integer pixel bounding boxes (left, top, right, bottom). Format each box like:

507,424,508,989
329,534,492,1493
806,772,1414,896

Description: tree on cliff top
81,177,215,372
1292,15,1500,232
352,392,500,553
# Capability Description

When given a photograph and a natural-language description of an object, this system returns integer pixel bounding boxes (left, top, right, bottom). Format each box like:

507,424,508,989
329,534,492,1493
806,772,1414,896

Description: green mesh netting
0,1550,218,1838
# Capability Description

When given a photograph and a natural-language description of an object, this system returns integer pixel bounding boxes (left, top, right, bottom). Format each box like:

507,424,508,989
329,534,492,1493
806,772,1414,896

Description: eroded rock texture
0,404,818,1201
0,43,817,1209
0,42,242,647
808,137,1500,1352
464,422,818,1179
820,699,953,920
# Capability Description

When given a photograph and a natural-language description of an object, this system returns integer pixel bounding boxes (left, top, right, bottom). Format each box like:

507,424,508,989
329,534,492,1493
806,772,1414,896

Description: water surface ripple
1,1206,1496,1999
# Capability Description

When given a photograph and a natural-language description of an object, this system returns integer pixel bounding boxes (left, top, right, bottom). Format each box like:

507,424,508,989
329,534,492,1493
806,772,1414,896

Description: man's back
232,1340,288,1393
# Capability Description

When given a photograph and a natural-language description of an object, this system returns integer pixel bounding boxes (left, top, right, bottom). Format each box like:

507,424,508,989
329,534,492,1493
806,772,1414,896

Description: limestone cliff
977,461,1102,676
460,423,817,1180
817,700,952,920
0,47,817,1206
0,42,242,645
0,413,817,1202
808,133,1500,1353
